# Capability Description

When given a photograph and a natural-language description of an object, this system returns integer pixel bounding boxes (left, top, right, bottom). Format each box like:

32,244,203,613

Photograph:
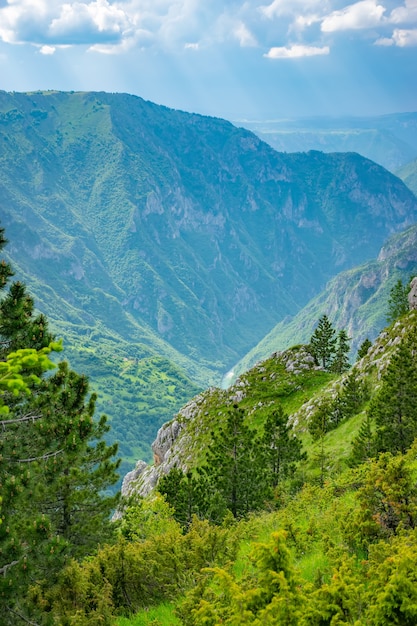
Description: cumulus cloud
389,0,417,24
392,26,417,44
376,26,417,45
321,0,386,32
264,43,330,57
0,0,136,48
260,0,326,20
39,44,56,55
48,1,133,44
293,14,322,31
0,0,415,57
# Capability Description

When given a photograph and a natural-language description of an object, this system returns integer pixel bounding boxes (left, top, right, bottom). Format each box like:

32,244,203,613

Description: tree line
0,227,120,624
1,212,416,625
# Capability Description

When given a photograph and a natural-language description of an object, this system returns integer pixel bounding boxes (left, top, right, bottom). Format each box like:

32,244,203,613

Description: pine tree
158,467,205,529
0,228,13,290
261,405,306,488
330,329,351,374
370,331,417,455
339,370,369,420
308,400,333,486
386,278,410,324
308,400,333,442
198,405,267,519
30,361,120,558
309,315,337,370
349,413,376,466
0,226,120,622
357,338,372,360
0,282,53,358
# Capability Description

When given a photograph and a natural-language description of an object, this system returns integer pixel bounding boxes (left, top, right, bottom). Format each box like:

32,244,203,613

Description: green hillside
36,307,417,625
1,91,417,464
231,224,417,380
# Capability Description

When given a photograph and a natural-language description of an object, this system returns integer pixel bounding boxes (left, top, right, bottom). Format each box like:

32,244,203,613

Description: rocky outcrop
408,277,417,311
119,392,209,499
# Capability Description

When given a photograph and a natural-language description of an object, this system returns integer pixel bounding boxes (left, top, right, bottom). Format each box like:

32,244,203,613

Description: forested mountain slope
1,91,416,373
1,90,416,464
121,303,417,501
232,223,417,379
47,303,417,625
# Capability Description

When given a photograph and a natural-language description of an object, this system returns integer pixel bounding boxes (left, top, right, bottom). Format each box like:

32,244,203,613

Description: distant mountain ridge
1,90,416,462
397,157,417,196
232,224,417,379
239,112,417,172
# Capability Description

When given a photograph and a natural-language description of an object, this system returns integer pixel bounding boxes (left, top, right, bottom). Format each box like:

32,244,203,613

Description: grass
116,602,181,626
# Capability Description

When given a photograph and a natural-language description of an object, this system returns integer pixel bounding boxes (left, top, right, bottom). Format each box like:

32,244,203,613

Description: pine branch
7,606,40,626
7,449,64,463
0,413,41,427
0,559,19,576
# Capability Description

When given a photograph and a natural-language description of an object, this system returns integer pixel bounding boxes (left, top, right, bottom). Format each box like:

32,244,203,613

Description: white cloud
293,13,322,31
264,43,330,57
389,0,417,24
48,1,133,44
0,0,50,44
375,35,394,45
392,26,417,44
233,21,257,47
0,0,135,47
0,1,414,58
39,44,56,54
260,0,325,20
321,0,386,32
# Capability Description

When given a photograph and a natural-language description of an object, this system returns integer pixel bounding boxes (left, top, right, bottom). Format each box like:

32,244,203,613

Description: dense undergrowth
33,310,417,625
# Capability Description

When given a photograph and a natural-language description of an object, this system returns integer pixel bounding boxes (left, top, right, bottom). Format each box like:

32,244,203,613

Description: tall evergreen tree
261,405,306,488
349,413,376,466
309,315,337,370
357,338,372,360
198,405,266,518
0,226,120,623
330,329,351,374
370,330,417,455
338,371,369,421
386,278,410,325
157,467,206,529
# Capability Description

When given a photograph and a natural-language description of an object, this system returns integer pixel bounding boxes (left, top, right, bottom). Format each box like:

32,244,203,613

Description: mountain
397,157,417,196
1,90,417,464
14,267,417,622
239,113,417,172
121,301,417,503
231,224,417,379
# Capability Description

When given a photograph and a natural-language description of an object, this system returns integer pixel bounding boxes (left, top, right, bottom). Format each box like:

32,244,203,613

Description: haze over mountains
240,113,417,173
1,89,416,464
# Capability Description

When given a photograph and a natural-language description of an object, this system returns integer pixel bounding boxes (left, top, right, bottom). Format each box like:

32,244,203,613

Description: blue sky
0,0,416,121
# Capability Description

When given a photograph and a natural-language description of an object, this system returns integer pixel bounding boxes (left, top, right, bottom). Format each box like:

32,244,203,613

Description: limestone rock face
408,277,417,311
118,392,207,499
152,420,184,466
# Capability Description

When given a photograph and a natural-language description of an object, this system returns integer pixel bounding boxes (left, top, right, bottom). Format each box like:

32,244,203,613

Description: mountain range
240,113,417,173
1,90,416,466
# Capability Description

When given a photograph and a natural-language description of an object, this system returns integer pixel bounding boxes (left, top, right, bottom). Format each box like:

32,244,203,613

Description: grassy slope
117,310,417,624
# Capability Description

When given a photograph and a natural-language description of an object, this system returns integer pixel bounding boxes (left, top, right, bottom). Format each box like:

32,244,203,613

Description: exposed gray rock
408,277,417,310
118,392,208,501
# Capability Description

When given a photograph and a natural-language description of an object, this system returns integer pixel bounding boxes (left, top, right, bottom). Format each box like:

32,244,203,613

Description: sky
0,0,416,122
